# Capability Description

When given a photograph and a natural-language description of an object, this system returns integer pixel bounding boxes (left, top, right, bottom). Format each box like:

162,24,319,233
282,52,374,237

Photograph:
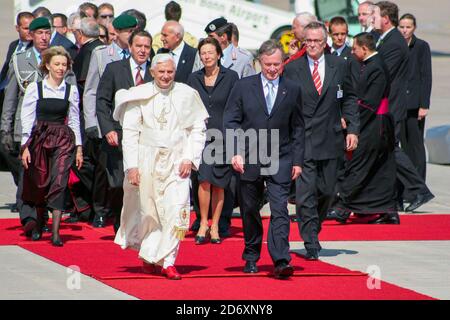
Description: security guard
204,18,255,79
0,17,75,235
82,14,137,229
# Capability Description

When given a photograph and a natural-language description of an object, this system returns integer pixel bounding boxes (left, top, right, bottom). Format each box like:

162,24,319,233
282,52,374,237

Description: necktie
16,42,24,53
312,60,322,95
121,49,128,60
265,81,276,114
135,66,144,86
332,50,338,56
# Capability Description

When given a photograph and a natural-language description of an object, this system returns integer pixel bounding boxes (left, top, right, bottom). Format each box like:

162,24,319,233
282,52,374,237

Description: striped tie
312,60,322,95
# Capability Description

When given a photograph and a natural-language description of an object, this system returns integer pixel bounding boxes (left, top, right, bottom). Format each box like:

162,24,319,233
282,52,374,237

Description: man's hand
292,166,302,180
76,146,83,170
105,130,119,147
418,108,428,121
0,131,14,153
231,155,245,174
179,160,192,179
127,168,140,186
346,133,358,151
21,147,31,169
288,39,300,56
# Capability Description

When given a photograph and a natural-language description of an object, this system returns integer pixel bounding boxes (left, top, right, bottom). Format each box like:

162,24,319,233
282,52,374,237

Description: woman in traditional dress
21,46,83,246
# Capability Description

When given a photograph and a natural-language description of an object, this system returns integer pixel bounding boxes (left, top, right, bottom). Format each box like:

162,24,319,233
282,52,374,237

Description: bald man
157,20,202,83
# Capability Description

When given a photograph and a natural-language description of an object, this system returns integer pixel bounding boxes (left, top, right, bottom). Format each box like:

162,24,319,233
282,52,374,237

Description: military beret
29,17,51,31
112,14,138,30
204,17,228,33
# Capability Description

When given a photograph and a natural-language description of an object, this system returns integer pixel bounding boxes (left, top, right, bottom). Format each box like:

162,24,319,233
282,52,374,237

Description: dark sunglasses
100,14,114,19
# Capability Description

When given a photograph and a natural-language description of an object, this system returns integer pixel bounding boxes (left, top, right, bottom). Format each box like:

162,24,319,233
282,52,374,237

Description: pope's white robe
113,81,208,266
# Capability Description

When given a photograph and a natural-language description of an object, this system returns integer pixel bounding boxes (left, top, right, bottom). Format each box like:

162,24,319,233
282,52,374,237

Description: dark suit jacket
406,35,432,110
51,32,78,60
96,58,153,136
283,54,359,160
223,74,305,183
187,66,239,132
158,42,197,84
377,28,409,122
73,39,104,93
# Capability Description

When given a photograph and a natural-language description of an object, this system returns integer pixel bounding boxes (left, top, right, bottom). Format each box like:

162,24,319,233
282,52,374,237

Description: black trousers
17,166,37,225
296,158,338,251
79,136,110,219
394,121,430,202
400,109,426,181
239,176,291,265
0,143,21,186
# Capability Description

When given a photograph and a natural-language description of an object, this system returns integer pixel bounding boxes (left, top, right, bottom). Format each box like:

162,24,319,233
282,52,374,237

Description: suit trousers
400,109,426,181
394,121,430,202
239,176,291,265
17,165,37,224
0,143,21,186
296,158,338,251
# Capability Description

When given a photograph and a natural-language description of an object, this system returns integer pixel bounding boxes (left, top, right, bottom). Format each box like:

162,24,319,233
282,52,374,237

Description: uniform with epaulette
204,18,255,79
0,17,76,227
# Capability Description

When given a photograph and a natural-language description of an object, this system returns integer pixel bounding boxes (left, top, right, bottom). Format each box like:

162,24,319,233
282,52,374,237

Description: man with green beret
0,16,76,234
82,14,137,230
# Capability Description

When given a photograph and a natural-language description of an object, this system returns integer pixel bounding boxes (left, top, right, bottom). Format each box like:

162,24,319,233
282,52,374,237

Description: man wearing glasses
97,3,114,27
284,22,359,261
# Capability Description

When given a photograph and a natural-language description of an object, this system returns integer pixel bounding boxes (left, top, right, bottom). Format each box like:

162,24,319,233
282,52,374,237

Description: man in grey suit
205,18,255,79
0,17,75,235
82,14,137,228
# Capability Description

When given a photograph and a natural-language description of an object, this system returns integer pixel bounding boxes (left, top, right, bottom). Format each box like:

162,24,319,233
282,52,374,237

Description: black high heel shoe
210,227,221,244
51,234,63,247
195,227,210,245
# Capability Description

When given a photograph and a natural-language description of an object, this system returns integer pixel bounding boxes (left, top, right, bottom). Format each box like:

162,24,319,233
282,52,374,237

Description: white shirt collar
222,44,233,59
113,41,129,56
332,44,347,56
260,73,280,88
307,53,325,66
172,41,185,56
43,77,66,91
363,51,378,62
129,57,147,71
380,27,395,41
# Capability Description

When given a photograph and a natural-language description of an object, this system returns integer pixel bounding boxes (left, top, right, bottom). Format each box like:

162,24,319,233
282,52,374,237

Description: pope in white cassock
113,54,208,280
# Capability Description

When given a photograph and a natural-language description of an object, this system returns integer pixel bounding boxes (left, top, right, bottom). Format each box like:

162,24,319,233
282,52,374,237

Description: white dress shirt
21,78,82,146
307,53,325,83
129,58,147,85
260,73,280,100
331,44,347,57
171,41,185,68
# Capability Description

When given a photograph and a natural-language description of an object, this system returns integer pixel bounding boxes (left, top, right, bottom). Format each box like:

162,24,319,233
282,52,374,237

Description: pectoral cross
156,108,168,129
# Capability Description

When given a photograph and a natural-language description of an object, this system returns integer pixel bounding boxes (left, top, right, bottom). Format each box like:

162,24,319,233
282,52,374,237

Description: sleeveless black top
36,81,71,123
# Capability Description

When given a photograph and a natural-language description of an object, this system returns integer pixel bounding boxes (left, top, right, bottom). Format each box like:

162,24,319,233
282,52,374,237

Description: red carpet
0,216,439,299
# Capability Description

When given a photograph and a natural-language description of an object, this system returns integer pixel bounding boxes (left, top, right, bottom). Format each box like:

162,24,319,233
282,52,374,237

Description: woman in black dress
21,46,83,246
187,37,239,244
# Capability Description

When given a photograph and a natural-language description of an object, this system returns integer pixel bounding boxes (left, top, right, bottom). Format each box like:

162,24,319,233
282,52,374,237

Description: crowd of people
0,0,433,280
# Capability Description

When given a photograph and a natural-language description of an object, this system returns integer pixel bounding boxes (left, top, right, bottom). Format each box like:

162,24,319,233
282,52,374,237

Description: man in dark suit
329,16,353,60
50,14,78,60
157,21,201,83
224,40,305,279
0,12,33,183
96,30,153,232
284,22,359,260
374,1,433,217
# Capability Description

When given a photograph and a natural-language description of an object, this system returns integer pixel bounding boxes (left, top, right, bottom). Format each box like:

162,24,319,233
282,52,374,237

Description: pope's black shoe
368,212,400,224
92,216,106,228
243,261,258,273
274,261,294,279
404,193,435,212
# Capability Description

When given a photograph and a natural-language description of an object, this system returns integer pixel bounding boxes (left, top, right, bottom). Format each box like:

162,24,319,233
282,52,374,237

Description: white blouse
20,78,82,146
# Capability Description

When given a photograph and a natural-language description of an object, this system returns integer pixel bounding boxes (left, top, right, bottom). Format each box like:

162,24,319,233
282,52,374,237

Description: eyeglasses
99,35,107,39
100,14,114,19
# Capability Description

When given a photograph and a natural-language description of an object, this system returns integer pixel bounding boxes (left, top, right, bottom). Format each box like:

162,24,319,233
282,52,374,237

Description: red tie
312,60,322,95
135,66,144,86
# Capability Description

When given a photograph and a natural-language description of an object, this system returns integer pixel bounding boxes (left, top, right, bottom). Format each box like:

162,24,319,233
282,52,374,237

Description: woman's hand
21,147,31,169
76,146,83,170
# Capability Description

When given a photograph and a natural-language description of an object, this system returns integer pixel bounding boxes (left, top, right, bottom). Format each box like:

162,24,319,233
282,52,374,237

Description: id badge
337,85,343,99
